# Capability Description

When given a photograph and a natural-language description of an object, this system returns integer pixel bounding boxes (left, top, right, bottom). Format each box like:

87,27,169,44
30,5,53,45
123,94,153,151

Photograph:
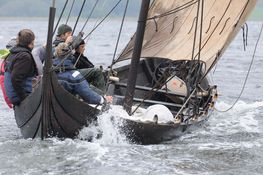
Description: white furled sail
117,0,258,73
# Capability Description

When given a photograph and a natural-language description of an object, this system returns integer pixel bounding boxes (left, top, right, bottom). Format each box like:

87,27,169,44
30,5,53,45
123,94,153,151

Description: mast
123,0,151,114
41,0,56,139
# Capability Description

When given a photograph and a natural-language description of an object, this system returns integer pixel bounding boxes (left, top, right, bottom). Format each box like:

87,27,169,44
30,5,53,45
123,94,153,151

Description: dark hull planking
118,115,209,144
14,73,99,139
108,58,214,144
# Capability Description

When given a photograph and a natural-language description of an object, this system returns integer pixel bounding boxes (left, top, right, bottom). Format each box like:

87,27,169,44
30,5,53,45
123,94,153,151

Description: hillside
0,0,141,17
0,0,262,19
250,0,263,20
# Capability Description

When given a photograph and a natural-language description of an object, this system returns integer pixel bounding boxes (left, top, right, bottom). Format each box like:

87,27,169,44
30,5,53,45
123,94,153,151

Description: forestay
117,0,258,73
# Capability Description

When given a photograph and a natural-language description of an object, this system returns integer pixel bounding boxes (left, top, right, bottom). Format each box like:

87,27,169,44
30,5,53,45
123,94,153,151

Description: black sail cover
117,0,258,73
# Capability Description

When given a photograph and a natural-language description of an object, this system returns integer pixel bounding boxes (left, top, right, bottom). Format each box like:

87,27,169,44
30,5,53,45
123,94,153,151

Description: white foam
239,110,260,133
50,138,109,163
78,104,175,145
95,109,129,145
210,101,262,134
78,101,263,144
78,105,130,145
78,122,101,141
196,140,262,151
215,100,263,113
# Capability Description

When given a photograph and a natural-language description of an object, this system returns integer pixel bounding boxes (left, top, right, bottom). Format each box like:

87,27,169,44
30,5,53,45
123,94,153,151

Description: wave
201,100,263,136
77,101,263,145
78,105,130,145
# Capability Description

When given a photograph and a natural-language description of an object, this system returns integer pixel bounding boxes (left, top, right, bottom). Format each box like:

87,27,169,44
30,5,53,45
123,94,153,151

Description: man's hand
65,36,73,44
105,95,113,104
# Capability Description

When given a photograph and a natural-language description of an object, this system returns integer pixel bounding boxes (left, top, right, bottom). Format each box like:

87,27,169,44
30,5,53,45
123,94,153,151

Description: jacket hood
53,38,64,47
10,45,31,54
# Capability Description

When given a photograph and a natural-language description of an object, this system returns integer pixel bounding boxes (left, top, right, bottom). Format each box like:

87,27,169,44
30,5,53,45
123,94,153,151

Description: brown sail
117,0,258,73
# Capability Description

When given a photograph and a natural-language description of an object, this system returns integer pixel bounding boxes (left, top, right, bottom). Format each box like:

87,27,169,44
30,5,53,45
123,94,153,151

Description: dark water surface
0,19,262,175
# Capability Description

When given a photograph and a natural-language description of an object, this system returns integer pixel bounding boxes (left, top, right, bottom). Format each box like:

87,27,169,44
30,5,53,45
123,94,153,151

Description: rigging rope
201,1,247,79
91,0,108,32
72,0,87,35
83,0,123,40
74,0,105,67
197,0,204,62
215,22,263,113
174,88,197,119
105,0,129,94
53,0,69,36
66,0,75,25
193,0,204,95
130,61,185,115
110,0,129,68
116,0,204,115
81,0,108,42
51,50,88,84
80,0,99,32
191,0,201,61
147,0,197,21
116,0,198,63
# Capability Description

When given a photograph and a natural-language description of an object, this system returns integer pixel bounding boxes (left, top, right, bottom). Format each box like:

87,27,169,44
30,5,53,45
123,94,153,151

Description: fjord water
0,19,262,175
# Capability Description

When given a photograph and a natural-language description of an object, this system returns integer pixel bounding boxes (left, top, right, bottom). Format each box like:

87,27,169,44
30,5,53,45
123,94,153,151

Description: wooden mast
41,0,56,139
123,0,151,114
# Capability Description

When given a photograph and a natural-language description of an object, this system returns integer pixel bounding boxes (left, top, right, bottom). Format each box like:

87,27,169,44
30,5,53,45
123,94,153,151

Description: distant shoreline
0,16,138,21
1,16,261,22
250,8,263,21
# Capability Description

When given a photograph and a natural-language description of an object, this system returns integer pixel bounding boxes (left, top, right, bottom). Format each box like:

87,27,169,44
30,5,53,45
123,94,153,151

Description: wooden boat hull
14,73,99,139
108,58,216,144
118,116,209,144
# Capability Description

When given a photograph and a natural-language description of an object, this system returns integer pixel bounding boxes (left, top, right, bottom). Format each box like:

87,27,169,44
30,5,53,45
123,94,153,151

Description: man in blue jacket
53,43,112,105
4,29,38,105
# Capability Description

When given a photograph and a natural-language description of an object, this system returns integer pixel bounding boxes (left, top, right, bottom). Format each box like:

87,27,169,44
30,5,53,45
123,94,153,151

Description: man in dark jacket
73,40,94,69
4,29,37,105
73,40,106,93
53,43,112,105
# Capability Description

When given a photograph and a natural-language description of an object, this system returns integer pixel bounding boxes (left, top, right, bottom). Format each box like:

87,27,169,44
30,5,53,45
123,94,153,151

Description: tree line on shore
0,0,262,19
0,0,141,17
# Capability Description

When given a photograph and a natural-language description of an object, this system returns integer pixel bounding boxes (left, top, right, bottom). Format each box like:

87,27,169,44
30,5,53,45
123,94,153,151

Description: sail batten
117,0,258,73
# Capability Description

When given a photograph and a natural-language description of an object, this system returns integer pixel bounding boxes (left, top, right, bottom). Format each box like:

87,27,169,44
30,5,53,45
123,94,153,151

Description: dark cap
74,39,85,49
57,24,72,36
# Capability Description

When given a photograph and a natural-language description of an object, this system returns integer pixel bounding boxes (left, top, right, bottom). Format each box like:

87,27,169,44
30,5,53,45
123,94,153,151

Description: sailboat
12,0,258,144
106,0,258,144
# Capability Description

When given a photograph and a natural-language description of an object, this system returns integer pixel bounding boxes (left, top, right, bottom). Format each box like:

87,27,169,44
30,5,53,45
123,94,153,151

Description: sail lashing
116,0,258,73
